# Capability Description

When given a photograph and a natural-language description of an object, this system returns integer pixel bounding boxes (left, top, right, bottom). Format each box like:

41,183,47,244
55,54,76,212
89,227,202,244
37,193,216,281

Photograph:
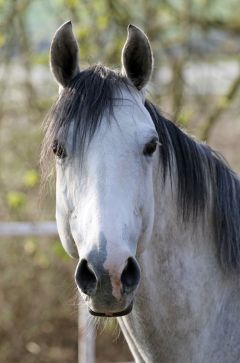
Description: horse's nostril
75,259,97,296
121,257,140,293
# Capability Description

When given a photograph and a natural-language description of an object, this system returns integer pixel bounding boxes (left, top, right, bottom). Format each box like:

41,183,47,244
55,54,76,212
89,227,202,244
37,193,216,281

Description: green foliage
24,238,37,256
23,169,39,188
0,32,5,47
33,52,49,66
6,191,26,210
52,240,70,261
178,110,193,126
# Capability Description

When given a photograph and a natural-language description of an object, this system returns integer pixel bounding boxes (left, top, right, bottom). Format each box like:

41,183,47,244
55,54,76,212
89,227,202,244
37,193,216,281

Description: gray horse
42,21,240,362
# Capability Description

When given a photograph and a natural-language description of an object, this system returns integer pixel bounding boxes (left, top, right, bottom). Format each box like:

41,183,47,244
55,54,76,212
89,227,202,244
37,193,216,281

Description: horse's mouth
88,302,133,317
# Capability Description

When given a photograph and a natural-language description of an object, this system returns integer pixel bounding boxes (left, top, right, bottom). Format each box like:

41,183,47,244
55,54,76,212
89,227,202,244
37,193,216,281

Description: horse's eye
52,140,67,159
143,138,158,156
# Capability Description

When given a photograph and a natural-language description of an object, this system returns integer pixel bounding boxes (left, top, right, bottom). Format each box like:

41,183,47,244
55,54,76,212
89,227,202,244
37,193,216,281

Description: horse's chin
88,301,133,317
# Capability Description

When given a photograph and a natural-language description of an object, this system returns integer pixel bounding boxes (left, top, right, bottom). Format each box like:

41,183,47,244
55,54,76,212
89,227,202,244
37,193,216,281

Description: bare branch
201,69,240,140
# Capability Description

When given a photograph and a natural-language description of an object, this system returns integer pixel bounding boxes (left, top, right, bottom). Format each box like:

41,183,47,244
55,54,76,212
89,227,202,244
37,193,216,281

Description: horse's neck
121,160,240,363
149,159,240,280
122,162,240,363
151,155,217,259
143,164,224,304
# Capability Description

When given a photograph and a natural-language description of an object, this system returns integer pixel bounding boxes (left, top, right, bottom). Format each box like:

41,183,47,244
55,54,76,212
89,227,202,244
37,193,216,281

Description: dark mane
145,100,240,269
42,64,240,269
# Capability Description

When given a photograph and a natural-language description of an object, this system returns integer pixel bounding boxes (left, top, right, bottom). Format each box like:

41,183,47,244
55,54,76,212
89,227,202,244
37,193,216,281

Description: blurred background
1,0,240,362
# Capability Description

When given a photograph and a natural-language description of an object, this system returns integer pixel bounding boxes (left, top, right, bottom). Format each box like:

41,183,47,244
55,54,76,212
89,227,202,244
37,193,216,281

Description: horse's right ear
50,21,80,87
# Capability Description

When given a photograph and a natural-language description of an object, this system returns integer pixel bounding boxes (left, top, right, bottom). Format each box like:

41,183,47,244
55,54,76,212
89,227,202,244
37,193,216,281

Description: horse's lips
88,302,133,317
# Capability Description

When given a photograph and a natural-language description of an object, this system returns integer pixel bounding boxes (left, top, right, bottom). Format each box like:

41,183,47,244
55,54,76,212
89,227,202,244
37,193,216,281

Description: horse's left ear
121,24,153,90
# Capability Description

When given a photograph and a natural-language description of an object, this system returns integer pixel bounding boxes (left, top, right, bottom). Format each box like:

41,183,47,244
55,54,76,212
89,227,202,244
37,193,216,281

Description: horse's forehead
103,89,155,140
117,85,145,105
62,87,156,158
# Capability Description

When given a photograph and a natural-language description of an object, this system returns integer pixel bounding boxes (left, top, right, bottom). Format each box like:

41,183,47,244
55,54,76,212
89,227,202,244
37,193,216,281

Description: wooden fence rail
0,221,58,236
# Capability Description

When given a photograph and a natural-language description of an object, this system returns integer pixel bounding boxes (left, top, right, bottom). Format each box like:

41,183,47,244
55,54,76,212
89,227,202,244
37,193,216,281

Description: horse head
47,21,159,316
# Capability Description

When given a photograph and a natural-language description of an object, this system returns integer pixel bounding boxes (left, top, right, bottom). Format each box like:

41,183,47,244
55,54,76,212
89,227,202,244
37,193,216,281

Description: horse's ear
50,21,80,87
121,24,153,90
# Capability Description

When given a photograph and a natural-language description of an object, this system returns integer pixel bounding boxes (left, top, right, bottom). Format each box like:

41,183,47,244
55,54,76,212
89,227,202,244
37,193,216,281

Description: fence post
78,304,95,363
